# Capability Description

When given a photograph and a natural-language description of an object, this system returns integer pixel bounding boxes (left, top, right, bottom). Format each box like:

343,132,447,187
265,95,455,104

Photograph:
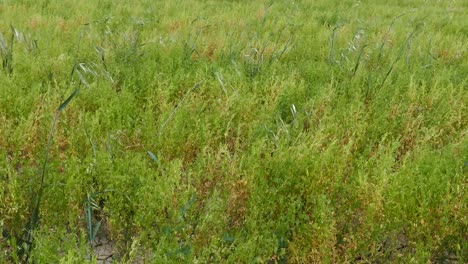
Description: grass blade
58,89,79,111
147,151,158,163
157,82,201,137
23,87,80,260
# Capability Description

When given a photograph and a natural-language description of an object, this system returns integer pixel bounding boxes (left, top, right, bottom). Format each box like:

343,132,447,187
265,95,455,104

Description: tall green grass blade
378,30,416,90
157,82,201,137
352,45,367,77
23,87,79,260
92,220,102,242
58,89,79,112
329,25,340,64
86,194,93,242
85,193,103,243
378,11,413,62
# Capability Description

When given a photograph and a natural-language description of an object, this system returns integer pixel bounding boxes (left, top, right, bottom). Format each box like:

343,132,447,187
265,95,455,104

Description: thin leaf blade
58,89,79,111
147,151,158,163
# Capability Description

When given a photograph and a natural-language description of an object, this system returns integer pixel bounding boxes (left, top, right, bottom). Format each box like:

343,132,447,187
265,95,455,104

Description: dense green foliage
0,0,466,263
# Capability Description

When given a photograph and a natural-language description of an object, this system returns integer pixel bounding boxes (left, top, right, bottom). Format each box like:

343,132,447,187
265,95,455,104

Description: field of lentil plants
0,0,466,263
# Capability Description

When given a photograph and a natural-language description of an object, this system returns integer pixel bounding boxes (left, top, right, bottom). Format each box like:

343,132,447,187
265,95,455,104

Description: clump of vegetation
0,0,466,263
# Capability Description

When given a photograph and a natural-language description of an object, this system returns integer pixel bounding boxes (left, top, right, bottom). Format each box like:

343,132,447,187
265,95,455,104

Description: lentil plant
0,0,466,263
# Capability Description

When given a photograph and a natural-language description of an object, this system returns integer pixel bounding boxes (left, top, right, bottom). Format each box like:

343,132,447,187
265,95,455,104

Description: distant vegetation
0,0,466,263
